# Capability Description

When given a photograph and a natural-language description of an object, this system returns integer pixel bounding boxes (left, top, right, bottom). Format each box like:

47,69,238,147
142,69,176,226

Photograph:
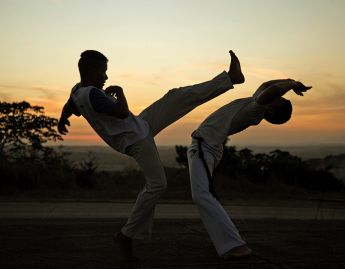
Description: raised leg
139,72,232,137
139,51,245,137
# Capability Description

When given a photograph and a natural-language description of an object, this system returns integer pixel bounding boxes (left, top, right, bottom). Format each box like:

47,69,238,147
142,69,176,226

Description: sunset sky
1,0,344,146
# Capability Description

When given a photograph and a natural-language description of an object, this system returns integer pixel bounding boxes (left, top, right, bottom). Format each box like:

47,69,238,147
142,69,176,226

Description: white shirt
192,96,266,146
71,85,149,153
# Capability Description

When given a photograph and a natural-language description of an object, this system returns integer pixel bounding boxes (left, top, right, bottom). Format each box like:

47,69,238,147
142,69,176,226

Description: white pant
121,72,233,239
187,139,246,256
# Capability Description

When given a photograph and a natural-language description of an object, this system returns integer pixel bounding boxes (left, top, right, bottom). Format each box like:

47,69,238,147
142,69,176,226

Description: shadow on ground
1,219,345,269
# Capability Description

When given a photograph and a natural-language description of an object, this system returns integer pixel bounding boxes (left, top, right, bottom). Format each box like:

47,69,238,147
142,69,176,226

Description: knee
164,88,178,99
167,88,178,94
191,190,209,206
150,176,167,193
159,179,167,192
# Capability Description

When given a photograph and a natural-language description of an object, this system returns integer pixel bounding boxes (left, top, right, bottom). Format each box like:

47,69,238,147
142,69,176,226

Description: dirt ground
1,217,345,268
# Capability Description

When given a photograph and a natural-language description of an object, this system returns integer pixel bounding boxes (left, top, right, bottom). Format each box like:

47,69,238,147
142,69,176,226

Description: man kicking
187,76,311,259
57,49,245,260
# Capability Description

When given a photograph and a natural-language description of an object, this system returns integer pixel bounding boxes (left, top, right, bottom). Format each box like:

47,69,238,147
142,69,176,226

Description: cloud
243,65,288,79
0,84,72,117
0,84,66,101
29,86,60,100
116,72,164,87
292,81,345,114
0,91,10,100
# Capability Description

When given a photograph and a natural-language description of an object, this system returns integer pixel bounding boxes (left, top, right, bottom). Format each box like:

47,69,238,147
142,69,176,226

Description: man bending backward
188,77,311,259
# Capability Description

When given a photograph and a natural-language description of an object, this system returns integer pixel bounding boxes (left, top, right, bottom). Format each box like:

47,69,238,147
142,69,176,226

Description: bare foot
228,50,245,84
221,245,252,260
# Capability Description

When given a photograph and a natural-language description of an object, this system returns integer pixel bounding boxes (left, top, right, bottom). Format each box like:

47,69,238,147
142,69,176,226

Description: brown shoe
114,232,132,261
221,245,253,260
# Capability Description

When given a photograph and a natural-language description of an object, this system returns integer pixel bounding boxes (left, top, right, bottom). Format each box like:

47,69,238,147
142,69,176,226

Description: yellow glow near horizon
1,0,345,146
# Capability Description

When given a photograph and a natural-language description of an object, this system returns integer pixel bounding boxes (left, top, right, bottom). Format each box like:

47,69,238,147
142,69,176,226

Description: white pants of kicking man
187,139,246,256
121,71,233,239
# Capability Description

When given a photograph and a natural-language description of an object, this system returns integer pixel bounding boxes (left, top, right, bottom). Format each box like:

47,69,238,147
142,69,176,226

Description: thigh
139,72,232,137
138,87,189,137
126,136,166,190
188,147,213,194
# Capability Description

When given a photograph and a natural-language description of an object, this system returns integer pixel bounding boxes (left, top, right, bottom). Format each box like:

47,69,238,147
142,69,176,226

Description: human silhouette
58,49,245,260
187,76,311,259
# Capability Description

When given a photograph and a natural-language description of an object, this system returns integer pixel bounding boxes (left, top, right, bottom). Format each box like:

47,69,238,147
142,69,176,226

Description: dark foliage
0,101,343,200
75,153,98,188
0,101,62,155
175,145,188,168
175,145,343,192
0,102,75,191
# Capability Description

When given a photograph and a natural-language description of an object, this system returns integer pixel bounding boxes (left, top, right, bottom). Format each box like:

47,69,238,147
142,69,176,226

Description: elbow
117,113,129,119
255,95,268,106
116,109,130,119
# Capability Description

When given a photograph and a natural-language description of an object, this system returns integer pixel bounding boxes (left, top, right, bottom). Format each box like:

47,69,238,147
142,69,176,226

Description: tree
0,101,68,189
0,101,62,159
268,149,305,185
175,145,188,168
76,152,98,188
217,145,241,174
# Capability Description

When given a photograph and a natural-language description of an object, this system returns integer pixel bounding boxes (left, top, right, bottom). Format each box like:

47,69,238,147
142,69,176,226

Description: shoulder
89,87,105,97
251,97,267,111
238,97,266,117
71,85,97,98
252,87,265,99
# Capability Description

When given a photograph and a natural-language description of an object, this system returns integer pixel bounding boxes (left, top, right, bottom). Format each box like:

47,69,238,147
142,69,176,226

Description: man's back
193,97,266,146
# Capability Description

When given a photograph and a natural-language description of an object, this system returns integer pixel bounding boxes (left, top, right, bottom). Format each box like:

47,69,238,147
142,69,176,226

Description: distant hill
51,145,178,171
51,144,345,172
307,154,345,186
240,145,345,160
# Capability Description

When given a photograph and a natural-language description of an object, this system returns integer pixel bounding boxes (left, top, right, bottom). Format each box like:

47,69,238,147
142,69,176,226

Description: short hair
264,99,293,124
78,50,108,77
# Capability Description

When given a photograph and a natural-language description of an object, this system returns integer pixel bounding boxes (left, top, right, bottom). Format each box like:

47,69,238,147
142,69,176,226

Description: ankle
118,231,132,241
228,71,245,84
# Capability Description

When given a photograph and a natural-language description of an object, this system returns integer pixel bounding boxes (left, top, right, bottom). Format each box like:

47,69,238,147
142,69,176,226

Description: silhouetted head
264,97,292,124
78,50,108,89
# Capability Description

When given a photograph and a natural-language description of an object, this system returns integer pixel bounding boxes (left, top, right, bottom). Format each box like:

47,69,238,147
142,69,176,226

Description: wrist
116,87,123,93
115,89,124,96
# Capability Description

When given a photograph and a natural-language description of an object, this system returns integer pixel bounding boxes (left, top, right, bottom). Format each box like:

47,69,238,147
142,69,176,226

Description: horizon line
49,143,345,147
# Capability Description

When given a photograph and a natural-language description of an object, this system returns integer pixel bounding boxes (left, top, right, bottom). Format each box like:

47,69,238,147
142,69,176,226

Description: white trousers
187,139,246,256
121,71,233,239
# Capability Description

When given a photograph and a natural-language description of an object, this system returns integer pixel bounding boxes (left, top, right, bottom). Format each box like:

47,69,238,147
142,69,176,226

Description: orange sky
1,0,344,146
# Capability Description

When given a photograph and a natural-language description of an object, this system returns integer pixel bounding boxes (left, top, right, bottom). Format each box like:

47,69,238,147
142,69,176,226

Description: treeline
0,101,343,200
1,143,343,200
175,145,344,199
0,101,189,199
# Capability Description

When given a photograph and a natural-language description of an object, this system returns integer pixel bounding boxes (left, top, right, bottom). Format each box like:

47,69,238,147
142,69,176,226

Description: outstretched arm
58,97,80,135
256,79,312,105
256,79,293,92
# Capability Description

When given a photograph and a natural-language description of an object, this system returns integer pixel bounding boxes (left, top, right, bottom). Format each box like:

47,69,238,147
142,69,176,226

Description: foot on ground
221,244,253,260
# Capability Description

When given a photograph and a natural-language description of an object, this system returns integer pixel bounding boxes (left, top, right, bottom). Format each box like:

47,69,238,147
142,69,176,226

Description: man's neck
80,78,95,88
80,81,91,87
